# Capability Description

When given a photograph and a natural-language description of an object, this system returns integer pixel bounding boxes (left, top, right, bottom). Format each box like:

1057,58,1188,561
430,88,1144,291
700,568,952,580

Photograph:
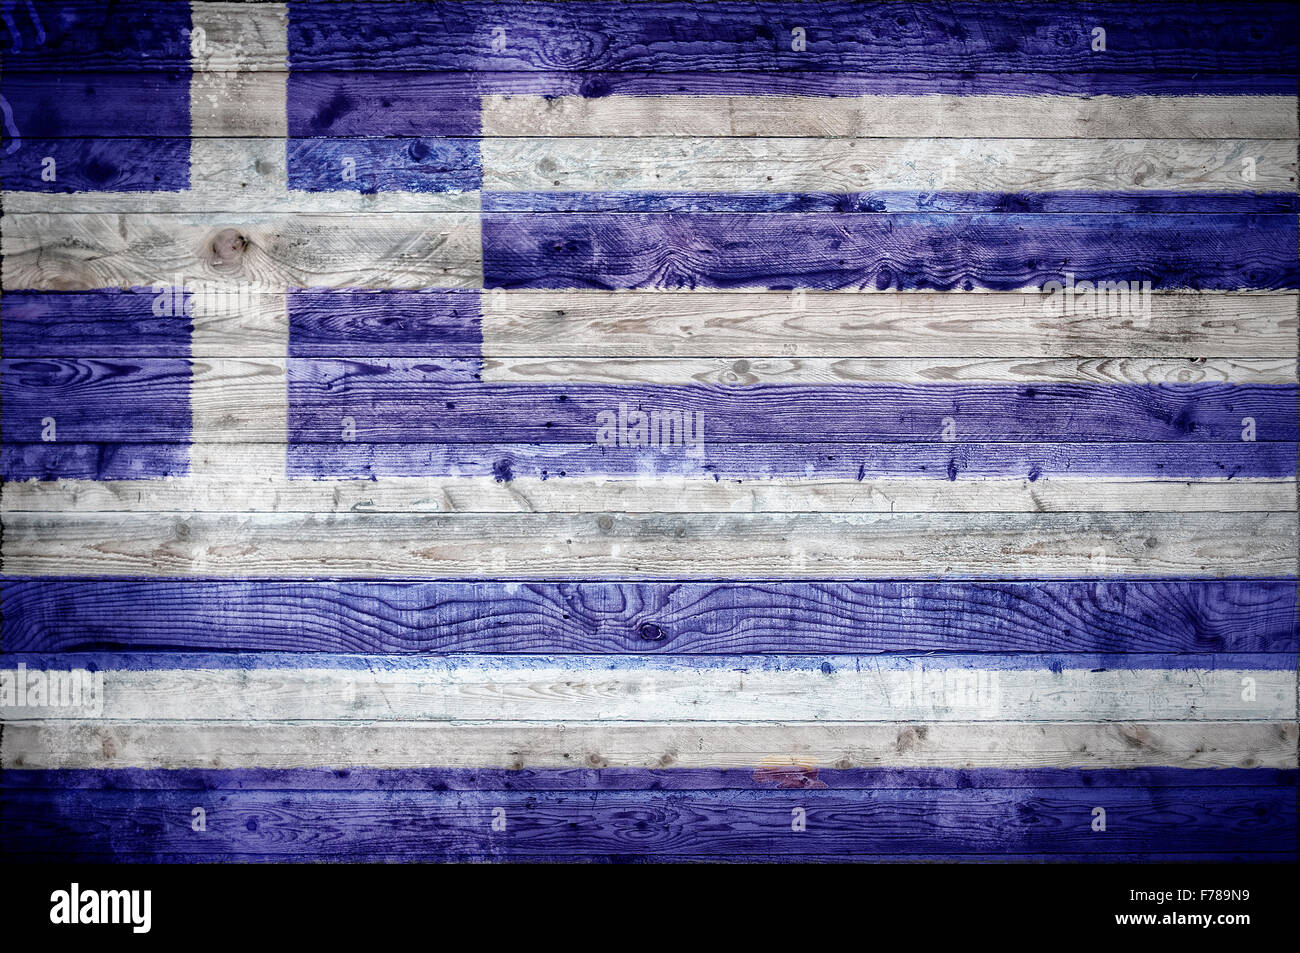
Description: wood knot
638,622,666,642
209,228,249,269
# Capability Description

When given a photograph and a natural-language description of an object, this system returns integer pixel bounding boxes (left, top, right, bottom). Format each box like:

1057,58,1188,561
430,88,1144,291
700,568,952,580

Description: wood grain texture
3,511,1294,578
9,765,1294,792
280,2,1300,73
2,0,1297,866
4,579,1294,655
3,474,1294,514
6,358,1293,444
0,213,481,290
8,290,1296,359
3,139,482,213
474,291,1300,359
481,93,1299,139
8,440,1291,483
3,660,1290,722
25,74,1297,139
480,212,1300,291
11,2,1296,72
477,357,1297,386
5,720,1295,770
2,786,1292,861
480,137,1300,195
5,212,1295,293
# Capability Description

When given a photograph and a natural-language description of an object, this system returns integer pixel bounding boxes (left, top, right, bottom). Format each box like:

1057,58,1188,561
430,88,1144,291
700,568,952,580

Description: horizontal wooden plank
476,357,1297,385
480,212,1300,291
12,72,1298,139
289,377,1297,444
479,191,1300,214
285,2,1300,73
5,212,1296,293
0,213,481,291
2,659,1290,722
2,474,1293,514
2,786,1293,860
5,358,1294,444
7,290,1296,360
7,440,1293,484
5,720,1295,770
481,93,1299,139
474,291,1300,359
480,137,1300,196
10,2,1297,73
3,511,1294,577
2,139,481,213
4,579,1294,655
8,765,1295,792
0,1,283,72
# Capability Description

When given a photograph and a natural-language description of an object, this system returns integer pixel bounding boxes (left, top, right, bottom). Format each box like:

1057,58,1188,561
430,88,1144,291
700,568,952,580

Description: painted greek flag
1,1,1296,861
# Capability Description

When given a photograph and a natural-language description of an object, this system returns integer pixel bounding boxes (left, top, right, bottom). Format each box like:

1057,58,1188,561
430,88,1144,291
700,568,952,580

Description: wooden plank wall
0,0,1297,862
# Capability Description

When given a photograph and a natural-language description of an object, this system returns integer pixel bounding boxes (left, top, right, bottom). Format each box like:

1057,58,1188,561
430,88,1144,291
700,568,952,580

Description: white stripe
1,664,1290,722
188,5,291,481
482,137,1299,194
3,511,1292,577
2,476,1291,514
478,290,1300,356
481,94,1299,139
5,721,1293,770
478,357,1296,385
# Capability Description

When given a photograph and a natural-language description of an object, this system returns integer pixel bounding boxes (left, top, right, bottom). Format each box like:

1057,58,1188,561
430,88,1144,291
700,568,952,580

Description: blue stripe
288,290,482,356
481,190,1300,215
284,2,1300,73
4,580,1294,655
4,786,1293,861
287,372,1299,443
0,444,190,481
0,291,193,357
0,1,190,70
287,137,481,193
8,3,1295,75
0,359,192,479
2,651,1293,671
481,212,1300,291
1,73,190,138
0,139,189,192
287,73,482,137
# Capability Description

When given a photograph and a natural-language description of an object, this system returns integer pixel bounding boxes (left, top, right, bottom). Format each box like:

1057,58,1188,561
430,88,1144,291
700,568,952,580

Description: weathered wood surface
5,721,1295,770
6,357,1294,442
480,92,1299,139
13,136,1298,213
4,511,1295,578
479,137,1300,194
3,473,1294,514
8,765,1294,792
475,357,1296,385
3,786,1293,861
11,74,1295,139
3,580,1294,655
7,212,1297,291
7,290,1296,359
9,2,1294,73
0,213,481,290
2,0,1297,864
3,660,1292,722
